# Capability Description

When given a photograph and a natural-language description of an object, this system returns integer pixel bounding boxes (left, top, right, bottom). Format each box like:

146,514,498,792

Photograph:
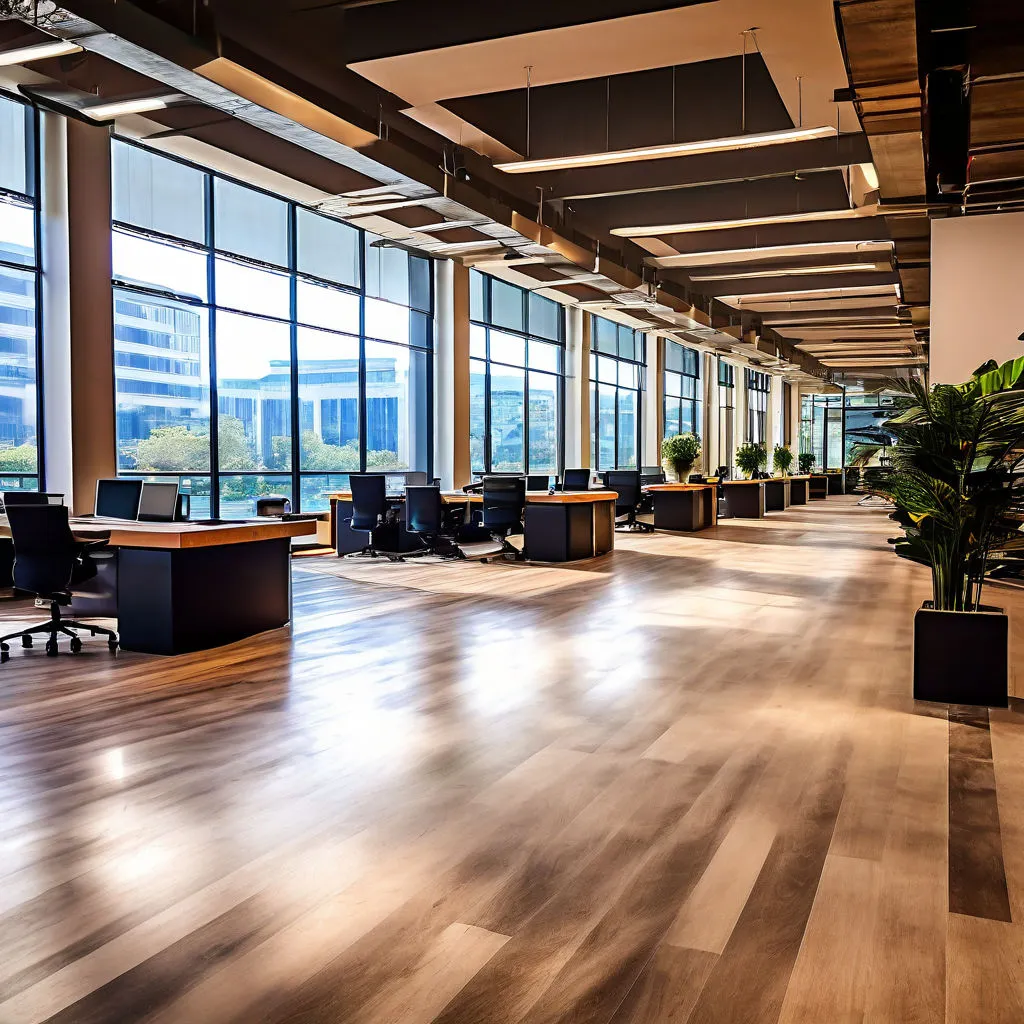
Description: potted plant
661,432,702,482
772,444,794,477
877,357,1024,707
798,452,815,475
735,441,766,479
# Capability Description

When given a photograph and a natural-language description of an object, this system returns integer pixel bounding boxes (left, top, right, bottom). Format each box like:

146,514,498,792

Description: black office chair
716,465,730,481
525,474,549,492
403,485,461,560
480,476,526,559
607,470,654,532
640,467,666,485
2,491,64,509
404,471,429,486
561,468,591,492
345,474,394,559
0,504,118,661
688,474,707,484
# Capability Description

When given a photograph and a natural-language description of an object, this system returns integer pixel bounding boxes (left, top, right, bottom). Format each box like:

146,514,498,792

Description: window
717,360,735,475
662,339,700,447
746,368,770,443
590,316,644,471
111,139,433,515
469,271,564,475
0,96,40,491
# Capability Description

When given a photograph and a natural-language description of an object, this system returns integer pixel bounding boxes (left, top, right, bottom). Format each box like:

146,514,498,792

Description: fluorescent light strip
83,94,180,120
0,40,82,66
689,262,889,282
652,240,894,269
722,283,899,304
613,205,875,239
494,126,836,174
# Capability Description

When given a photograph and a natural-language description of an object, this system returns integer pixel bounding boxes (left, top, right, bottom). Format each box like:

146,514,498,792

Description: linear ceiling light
82,94,180,120
689,262,889,282
721,283,899,305
0,40,83,66
651,240,894,268
493,126,836,174
613,205,876,238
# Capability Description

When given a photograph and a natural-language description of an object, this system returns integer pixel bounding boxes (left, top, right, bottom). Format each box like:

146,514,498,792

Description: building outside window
469,271,564,475
800,390,897,470
0,95,41,491
110,139,432,516
663,339,701,443
590,315,643,471
717,360,735,474
746,368,770,443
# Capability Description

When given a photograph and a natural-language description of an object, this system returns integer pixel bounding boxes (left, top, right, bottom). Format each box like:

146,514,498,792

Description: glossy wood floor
1,496,1023,1024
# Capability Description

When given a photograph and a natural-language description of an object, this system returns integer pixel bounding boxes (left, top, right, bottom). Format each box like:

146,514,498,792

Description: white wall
931,212,1024,384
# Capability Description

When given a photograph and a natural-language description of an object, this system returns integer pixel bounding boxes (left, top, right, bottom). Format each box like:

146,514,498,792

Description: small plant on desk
798,452,815,474
735,442,767,479
661,433,702,482
772,444,794,476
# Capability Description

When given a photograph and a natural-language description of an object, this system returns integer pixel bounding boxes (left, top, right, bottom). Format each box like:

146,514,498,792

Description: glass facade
111,139,432,515
590,315,643,471
745,368,770,443
800,390,899,470
717,360,735,474
663,339,701,443
469,270,564,475
0,95,40,491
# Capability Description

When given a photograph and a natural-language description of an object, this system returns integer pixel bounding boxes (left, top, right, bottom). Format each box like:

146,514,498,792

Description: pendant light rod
524,65,533,160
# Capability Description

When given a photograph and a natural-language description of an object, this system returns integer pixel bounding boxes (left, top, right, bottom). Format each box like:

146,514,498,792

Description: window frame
745,367,770,444
662,338,701,449
589,315,645,472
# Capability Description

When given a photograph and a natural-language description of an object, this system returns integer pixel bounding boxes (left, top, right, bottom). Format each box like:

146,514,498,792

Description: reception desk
645,483,717,531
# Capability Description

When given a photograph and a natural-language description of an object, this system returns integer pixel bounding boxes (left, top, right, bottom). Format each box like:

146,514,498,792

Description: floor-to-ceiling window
801,390,897,470
590,315,643,471
746,368,770,443
0,95,41,491
717,360,735,474
469,271,564,475
662,339,701,443
111,139,432,516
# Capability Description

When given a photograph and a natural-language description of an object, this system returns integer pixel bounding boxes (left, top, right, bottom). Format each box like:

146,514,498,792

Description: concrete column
39,111,73,502
703,351,719,473
433,259,470,489
67,120,116,514
564,305,586,468
733,361,747,452
643,331,660,467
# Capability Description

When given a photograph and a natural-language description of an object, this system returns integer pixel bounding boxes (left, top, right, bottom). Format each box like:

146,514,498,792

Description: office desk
808,475,830,500
826,471,846,495
644,483,717,531
720,480,766,519
787,475,810,505
63,518,316,655
763,478,790,512
327,489,617,562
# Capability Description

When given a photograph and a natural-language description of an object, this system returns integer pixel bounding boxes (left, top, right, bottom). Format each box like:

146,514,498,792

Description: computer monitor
94,478,143,521
138,480,180,522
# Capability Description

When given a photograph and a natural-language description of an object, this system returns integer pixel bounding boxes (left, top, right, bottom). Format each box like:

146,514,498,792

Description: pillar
564,305,587,468
643,331,660,468
433,259,470,489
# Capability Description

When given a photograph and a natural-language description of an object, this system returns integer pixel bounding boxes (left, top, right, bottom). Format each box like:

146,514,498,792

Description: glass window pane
214,179,288,266
491,279,524,333
528,292,560,340
112,140,206,244
0,265,38,475
296,208,359,287
470,358,486,473
664,400,680,439
365,340,429,471
589,381,597,468
113,230,208,301
617,327,635,361
0,96,29,196
489,365,524,471
114,290,210,472
528,370,558,474
598,386,615,469
593,316,617,354
470,324,487,359
365,297,410,344
0,197,34,266
215,256,289,319
618,362,636,389
300,473,352,513
617,388,637,468
489,330,525,367
296,278,360,333
364,236,410,305
528,338,559,373
470,270,485,322
216,312,291,472
409,256,431,312
665,370,681,397
219,474,292,518
598,354,616,384
296,326,361,472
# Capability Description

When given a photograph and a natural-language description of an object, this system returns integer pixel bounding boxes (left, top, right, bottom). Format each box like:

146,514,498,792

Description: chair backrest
525,474,549,491
607,470,642,513
405,485,443,534
688,474,706,484
716,465,730,481
640,467,666,485
349,474,388,531
561,468,591,491
7,504,79,597
404,471,429,486
481,476,526,530
2,491,64,508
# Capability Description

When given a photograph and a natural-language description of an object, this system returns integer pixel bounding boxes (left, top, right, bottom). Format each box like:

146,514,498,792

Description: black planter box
913,603,1008,707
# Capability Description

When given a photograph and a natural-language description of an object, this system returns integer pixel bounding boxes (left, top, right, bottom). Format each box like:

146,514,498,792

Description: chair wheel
21,635,32,648
45,639,59,657
70,637,83,654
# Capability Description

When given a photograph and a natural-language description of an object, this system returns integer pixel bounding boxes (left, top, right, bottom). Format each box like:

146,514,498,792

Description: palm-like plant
877,358,1024,611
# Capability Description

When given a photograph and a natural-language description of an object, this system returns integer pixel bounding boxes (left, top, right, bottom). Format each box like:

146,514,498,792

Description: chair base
615,516,655,533
0,600,118,662
343,545,403,563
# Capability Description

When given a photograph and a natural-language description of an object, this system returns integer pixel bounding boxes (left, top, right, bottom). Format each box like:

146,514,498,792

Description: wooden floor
0,495,1023,1024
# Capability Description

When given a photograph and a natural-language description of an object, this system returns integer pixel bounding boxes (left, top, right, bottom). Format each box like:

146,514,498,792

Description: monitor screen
94,479,143,521
138,480,179,522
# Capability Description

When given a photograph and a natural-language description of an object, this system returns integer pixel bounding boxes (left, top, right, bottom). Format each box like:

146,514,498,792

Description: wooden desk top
67,518,316,550
327,489,618,505
644,483,717,493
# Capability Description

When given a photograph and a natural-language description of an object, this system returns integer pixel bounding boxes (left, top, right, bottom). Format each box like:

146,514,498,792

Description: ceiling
1,0,1022,384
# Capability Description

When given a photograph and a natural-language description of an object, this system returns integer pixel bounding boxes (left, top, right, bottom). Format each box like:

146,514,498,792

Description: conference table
0,516,316,655
644,483,717,531
327,489,618,562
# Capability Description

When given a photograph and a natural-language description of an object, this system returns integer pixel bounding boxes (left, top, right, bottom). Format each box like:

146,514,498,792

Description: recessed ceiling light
494,126,837,174
0,40,83,66
613,205,876,238
689,262,889,281
82,94,180,120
